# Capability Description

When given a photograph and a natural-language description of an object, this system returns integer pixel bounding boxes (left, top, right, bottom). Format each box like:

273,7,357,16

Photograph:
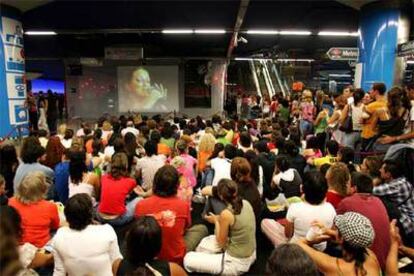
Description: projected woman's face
129,68,151,97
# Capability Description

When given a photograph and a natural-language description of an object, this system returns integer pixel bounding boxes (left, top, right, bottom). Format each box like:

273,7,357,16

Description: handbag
339,105,353,133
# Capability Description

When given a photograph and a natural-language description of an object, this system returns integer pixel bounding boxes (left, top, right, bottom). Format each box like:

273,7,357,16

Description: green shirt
279,107,289,122
160,137,175,149
227,200,256,258
315,117,328,134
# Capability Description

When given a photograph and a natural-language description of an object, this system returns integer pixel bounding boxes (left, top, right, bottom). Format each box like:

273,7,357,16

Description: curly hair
15,172,49,204
387,86,412,118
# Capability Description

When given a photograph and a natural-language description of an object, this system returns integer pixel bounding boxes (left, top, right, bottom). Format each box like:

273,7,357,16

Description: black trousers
29,111,38,131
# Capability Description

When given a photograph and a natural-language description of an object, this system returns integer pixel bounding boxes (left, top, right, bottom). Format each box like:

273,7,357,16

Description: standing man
46,90,58,134
25,90,38,131
361,82,387,151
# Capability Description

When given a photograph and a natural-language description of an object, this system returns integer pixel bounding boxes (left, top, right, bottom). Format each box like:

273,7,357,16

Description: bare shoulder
169,262,188,276
220,209,235,225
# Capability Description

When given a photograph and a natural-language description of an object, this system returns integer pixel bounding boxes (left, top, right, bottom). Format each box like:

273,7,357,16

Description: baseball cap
334,212,375,248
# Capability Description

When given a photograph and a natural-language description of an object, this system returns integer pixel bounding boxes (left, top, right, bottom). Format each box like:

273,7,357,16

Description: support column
357,1,410,92
0,4,28,139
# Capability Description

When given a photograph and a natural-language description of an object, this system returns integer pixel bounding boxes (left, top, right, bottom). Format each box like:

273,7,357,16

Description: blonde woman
101,120,113,143
197,133,216,173
9,172,60,248
300,90,316,138
57,123,67,140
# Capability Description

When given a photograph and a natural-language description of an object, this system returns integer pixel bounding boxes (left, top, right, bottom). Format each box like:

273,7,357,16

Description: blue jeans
96,197,141,226
343,132,361,148
300,120,313,139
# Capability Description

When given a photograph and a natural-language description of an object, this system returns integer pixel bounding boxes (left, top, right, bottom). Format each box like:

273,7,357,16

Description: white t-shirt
52,224,122,276
136,154,166,191
404,101,414,145
76,128,94,137
104,146,115,160
210,157,232,186
351,103,364,131
39,137,48,148
121,127,139,137
101,130,113,141
286,201,336,251
61,138,72,149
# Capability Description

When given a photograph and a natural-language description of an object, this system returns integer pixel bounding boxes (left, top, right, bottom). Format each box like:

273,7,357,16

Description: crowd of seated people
0,82,414,275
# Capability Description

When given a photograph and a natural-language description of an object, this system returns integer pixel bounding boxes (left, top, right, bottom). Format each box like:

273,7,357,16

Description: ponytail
230,196,243,215
342,241,368,276
217,179,243,215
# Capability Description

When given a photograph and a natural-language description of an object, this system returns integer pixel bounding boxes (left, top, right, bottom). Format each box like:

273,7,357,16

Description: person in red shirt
9,171,60,248
97,152,141,226
135,165,208,264
325,162,350,209
337,172,391,271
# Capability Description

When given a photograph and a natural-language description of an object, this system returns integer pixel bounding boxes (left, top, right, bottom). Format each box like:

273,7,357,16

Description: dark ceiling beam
226,0,250,58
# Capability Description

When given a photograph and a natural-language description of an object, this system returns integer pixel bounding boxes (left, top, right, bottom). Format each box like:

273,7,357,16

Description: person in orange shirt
150,130,171,157
197,133,216,173
361,82,387,151
8,171,60,248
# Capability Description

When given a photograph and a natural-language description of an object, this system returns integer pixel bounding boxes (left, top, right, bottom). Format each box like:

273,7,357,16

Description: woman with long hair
113,216,187,276
373,87,412,152
202,157,261,219
43,136,65,169
0,144,19,197
68,151,100,204
97,152,141,226
185,179,257,275
328,94,347,145
244,149,264,196
124,132,138,173
197,133,216,173
230,157,262,218
340,88,365,148
297,212,380,276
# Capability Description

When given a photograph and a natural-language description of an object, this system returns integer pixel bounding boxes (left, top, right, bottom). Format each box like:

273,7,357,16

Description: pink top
304,149,322,160
178,154,197,188
301,102,315,122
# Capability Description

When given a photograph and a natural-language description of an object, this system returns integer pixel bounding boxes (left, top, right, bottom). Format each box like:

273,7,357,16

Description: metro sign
327,47,359,61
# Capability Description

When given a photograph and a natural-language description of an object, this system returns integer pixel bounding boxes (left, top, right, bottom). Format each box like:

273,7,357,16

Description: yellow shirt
313,155,337,168
361,99,387,139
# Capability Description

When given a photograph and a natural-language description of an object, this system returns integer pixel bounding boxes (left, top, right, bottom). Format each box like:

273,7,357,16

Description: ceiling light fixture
318,31,359,37
234,57,272,61
25,31,57,35
279,30,311,35
162,29,193,34
246,30,279,35
277,58,315,62
407,60,414,64
329,74,352,77
194,29,226,34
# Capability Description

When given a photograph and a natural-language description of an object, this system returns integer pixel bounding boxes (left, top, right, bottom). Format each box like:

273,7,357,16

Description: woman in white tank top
69,151,100,205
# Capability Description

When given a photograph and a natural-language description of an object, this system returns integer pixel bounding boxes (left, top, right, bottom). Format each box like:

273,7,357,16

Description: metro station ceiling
13,0,361,59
